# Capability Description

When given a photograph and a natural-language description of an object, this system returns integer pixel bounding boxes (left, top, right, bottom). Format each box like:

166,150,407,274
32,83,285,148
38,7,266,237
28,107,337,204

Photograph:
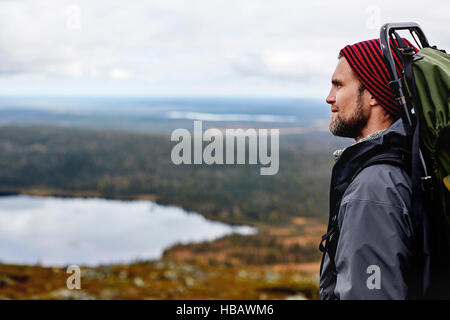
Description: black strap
319,155,407,278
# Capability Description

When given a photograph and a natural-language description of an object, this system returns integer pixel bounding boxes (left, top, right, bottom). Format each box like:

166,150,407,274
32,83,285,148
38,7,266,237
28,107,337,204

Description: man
319,39,429,299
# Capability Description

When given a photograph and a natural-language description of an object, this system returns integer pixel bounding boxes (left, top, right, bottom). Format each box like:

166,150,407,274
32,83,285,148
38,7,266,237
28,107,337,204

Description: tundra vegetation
0,125,347,299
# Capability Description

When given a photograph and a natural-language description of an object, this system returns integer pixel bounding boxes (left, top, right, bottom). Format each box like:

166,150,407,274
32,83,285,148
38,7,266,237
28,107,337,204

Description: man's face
326,57,369,139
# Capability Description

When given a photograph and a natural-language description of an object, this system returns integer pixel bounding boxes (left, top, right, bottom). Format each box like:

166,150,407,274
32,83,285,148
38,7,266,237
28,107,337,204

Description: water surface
0,195,256,266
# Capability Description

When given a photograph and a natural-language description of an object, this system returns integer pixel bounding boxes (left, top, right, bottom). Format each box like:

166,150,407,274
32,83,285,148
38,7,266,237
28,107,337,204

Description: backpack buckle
398,46,416,56
421,175,434,191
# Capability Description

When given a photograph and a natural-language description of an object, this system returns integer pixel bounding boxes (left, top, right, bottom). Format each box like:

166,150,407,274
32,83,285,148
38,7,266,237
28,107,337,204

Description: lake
0,195,256,267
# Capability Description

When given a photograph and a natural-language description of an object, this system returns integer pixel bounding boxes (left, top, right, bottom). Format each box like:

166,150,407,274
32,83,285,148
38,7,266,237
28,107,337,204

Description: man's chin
329,118,340,136
329,118,355,138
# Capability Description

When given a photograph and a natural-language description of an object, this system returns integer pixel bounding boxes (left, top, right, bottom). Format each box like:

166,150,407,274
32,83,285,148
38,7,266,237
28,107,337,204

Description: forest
0,125,348,225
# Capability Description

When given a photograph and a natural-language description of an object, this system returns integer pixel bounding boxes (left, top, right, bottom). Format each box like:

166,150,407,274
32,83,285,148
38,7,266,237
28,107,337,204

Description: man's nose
326,90,335,105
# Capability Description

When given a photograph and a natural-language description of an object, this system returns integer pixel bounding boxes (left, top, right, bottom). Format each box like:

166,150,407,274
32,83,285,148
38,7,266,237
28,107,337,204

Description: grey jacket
319,119,429,300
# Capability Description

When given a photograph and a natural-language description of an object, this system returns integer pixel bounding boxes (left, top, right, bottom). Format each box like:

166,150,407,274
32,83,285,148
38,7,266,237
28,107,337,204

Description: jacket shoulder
341,163,412,211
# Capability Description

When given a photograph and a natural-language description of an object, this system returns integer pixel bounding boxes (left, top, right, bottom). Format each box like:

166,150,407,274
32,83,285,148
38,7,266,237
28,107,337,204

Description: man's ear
368,93,393,123
368,93,381,107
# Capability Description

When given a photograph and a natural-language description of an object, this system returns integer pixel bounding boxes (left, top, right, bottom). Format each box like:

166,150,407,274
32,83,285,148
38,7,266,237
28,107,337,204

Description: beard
329,99,367,139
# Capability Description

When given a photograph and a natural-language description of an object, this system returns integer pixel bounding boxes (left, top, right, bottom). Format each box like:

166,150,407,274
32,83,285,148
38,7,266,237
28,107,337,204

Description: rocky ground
0,217,325,300
0,261,320,300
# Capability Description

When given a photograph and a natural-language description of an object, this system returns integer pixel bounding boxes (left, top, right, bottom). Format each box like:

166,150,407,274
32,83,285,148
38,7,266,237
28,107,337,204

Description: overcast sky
0,0,448,98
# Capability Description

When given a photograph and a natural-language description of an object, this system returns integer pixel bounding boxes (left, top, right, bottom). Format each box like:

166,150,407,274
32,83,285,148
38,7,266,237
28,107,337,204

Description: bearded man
319,39,430,300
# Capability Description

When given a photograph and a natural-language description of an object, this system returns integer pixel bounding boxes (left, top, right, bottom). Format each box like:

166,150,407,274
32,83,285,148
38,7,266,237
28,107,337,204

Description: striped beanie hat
339,38,417,116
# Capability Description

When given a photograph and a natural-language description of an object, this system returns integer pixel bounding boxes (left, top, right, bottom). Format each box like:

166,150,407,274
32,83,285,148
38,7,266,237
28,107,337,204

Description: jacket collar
332,129,388,162
330,118,411,187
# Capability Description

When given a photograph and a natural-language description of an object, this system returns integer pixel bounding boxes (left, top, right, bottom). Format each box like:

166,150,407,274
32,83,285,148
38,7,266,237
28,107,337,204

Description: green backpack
380,23,450,298
411,47,450,215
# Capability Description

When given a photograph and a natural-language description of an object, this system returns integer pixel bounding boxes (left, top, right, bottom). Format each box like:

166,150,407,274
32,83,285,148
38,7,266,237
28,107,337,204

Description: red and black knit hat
339,38,417,116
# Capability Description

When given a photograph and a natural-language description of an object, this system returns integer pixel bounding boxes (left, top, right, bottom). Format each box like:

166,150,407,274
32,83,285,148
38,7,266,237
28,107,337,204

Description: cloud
229,49,336,81
0,0,448,96
109,68,132,80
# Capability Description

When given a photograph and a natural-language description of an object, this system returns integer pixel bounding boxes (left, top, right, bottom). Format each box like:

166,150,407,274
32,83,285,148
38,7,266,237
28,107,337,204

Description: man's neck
355,119,394,142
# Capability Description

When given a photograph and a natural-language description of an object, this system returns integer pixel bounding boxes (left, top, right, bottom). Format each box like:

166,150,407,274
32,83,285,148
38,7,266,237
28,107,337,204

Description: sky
0,0,448,98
